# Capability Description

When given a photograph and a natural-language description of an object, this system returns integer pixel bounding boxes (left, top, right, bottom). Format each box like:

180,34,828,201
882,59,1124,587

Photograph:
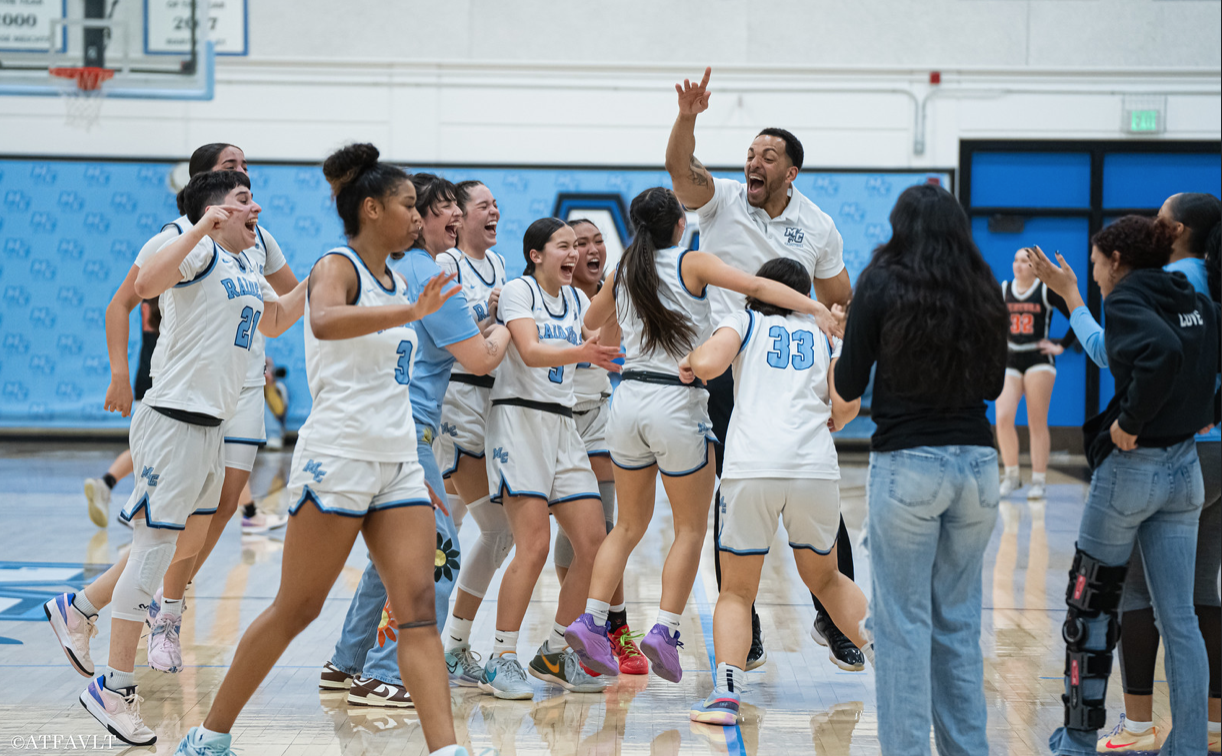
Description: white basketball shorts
119,403,225,529
222,384,267,472
717,477,842,556
485,403,599,506
434,380,491,477
573,397,610,457
608,380,717,476
288,448,432,518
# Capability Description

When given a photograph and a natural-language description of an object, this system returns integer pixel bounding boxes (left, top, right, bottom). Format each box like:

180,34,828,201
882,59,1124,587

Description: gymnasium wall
0,1,1218,168
0,157,947,431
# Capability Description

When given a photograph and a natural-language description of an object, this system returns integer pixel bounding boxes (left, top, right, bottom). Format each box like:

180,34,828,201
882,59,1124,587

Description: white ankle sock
610,602,626,613
1004,466,1019,480
161,597,183,615
492,629,518,657
545,622,568,653
715,662,745,693
195,727,230,744
1031,472,1047,485
1125,718,1153,734
656,609,682,632
445,616,473,651
72,592,99,617
586,599,610,627
104,668,135,691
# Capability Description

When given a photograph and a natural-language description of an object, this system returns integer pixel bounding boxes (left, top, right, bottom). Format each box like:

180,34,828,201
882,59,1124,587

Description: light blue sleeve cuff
1069,306,1108,369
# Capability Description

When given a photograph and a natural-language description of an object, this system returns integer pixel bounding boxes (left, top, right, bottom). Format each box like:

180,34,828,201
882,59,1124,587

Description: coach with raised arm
664,66,859,671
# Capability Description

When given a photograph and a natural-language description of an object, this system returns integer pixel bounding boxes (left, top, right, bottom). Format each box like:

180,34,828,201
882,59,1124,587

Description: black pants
706,371,855,615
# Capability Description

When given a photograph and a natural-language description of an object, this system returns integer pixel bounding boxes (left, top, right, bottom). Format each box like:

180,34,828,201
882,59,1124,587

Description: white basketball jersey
296,248,420,463
141,238,273,421
723,308,841,480
492,276,588,407
438,248,508,376
143,216,280,387
615,246,712,375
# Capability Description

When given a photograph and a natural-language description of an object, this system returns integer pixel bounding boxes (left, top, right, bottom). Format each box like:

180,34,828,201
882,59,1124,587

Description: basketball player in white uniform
477,218,622,700
175,145,476,756
565,188,837,684
45,169,304,746
74,143,301,676
682,257,870,726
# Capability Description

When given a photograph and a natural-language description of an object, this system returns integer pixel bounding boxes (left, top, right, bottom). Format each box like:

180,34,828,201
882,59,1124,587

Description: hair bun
323,143,381,196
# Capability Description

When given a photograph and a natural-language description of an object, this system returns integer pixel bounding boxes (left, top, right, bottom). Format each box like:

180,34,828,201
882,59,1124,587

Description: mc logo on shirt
783,227,805,246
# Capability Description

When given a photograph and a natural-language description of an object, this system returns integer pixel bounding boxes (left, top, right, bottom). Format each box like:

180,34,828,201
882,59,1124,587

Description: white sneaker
148,612,183,673
999,474,1021,498
241,511,288,535
79,676,156,746
146,587,188,628
1027,482,1046,500
84,478,111,528
44,592,97,676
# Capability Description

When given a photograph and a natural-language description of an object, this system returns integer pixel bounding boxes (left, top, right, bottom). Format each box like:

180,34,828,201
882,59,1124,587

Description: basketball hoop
50,67,115,130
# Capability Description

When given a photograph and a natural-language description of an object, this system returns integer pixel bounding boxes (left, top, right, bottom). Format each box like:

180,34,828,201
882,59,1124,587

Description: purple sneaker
640,623,684,683
564,613,618,677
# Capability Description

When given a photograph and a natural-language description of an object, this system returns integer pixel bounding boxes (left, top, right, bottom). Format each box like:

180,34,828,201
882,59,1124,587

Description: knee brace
455,497,515,597
112,522,179,622
1061,547,1127,731
554,529,574,570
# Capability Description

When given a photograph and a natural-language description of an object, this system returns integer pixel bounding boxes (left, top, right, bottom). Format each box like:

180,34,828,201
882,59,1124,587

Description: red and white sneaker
79,677,156,746
44,592,97,677
610,625,649,675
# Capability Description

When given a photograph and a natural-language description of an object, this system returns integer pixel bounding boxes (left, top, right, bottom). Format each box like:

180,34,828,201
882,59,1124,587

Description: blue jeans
1050,440,1207,756
867,446,999,756
328,426,460,685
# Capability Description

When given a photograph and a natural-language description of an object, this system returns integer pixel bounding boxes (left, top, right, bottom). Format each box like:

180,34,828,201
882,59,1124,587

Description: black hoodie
1084,268,1221,470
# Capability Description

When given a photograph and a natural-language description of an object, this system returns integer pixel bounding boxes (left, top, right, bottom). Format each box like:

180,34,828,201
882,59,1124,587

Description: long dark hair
522,218,569,276
747,258,810,316
1167,192,1221,302
613,187,696,358
322,143,409,239
861,183,1008,403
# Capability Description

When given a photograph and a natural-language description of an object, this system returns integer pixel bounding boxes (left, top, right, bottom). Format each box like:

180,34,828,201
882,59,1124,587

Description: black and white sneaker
811,611,865,671
745,611,767,671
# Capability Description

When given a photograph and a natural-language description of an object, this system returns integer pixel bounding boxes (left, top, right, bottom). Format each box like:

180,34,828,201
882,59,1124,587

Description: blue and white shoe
689,687,740,726
478,653,534,700
44,592,97,677
175,726,235,755
445,643,484,687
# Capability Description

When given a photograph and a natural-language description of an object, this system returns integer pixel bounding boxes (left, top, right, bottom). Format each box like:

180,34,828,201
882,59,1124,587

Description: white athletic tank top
437,248,508,376
296,247,420,463
615,246,712,376
492,276,589,408
152,216,278,387
141,238,270,420
724,309,840,480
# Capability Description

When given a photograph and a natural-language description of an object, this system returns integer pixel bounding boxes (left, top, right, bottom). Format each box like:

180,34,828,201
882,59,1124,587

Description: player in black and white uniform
995,247,1077,499
45,170,305,746
683,257,870,726
565,188,838,685
173,145,477,756
476,218,622,700
665,67,857,670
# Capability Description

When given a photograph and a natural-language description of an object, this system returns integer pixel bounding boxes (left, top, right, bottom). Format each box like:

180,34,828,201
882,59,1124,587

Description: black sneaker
745,611,767,670
811,611,865,671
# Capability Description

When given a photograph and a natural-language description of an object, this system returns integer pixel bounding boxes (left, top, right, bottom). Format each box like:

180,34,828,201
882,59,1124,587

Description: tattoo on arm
688,156,710,187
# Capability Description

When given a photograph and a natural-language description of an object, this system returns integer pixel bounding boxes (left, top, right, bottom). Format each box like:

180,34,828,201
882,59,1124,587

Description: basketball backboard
0,0,216,100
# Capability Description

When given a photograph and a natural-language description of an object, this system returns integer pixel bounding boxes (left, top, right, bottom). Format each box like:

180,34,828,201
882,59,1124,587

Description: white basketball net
51,68,112,131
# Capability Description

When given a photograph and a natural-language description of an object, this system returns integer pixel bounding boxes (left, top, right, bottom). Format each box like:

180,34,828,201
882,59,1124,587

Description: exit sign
1122,95,1167,135
1130,110,1160,132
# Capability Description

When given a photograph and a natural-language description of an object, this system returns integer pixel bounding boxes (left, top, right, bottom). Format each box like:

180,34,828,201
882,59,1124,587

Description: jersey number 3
766,326,816,371
395,340,414,386
234,306,262,350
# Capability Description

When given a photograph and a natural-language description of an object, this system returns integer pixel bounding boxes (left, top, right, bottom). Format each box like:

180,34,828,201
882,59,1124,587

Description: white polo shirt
696,177,844,324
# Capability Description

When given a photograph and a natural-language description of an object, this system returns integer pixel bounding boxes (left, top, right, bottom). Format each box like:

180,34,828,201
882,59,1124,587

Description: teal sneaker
478,653,534,700
174,726,235,755
689,687,741,726
527,644,608,693
445,644,484,687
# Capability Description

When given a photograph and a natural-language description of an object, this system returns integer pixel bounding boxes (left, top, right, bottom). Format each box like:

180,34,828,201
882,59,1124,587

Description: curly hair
1091,215,1175,271
862,183,1008,405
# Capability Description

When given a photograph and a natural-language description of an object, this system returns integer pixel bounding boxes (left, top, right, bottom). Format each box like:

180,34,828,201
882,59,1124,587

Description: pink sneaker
44,592,97,677
79,676,156,746
147,611,183,673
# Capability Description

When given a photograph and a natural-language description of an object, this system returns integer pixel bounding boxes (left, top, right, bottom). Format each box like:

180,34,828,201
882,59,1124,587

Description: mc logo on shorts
491,447,509,464
303,459,327,483
140,466,160,488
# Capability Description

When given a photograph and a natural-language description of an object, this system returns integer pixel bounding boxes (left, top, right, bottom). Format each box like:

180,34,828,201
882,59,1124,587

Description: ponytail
614,187,695,358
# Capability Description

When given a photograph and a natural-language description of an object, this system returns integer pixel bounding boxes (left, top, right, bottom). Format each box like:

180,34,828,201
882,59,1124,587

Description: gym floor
0,442,1162,755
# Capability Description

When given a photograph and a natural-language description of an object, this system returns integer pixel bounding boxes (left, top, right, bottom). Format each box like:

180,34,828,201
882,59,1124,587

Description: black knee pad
1061,546,1127,731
